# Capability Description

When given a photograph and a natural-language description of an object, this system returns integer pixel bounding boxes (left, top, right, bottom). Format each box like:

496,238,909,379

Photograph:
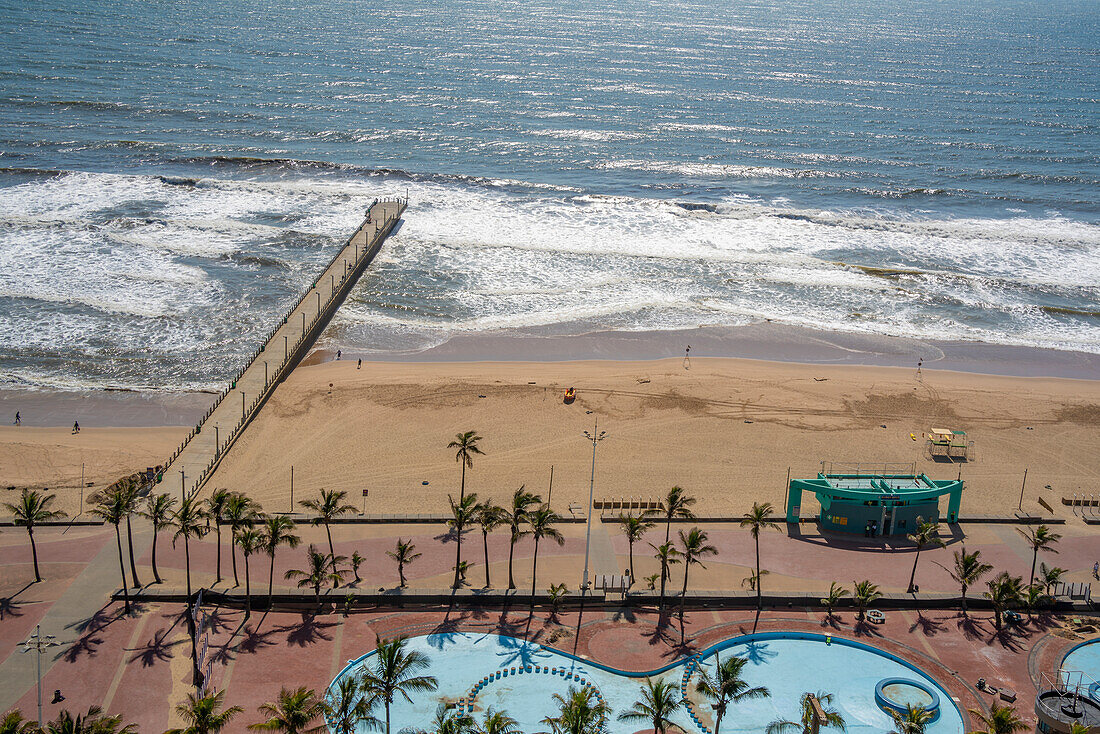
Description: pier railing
159,197,407,498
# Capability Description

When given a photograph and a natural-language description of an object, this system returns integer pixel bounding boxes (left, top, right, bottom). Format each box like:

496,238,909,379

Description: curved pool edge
328,628,966,727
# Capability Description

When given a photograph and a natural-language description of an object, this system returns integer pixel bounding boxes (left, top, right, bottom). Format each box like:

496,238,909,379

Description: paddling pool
330,631,964,733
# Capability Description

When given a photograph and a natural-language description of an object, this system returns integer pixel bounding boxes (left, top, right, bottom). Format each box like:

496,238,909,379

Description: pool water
881,682,935,708
331,632,965,734
1063,640,1100,678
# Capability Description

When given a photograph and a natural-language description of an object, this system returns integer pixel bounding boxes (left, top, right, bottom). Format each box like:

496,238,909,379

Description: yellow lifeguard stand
927,427,970,461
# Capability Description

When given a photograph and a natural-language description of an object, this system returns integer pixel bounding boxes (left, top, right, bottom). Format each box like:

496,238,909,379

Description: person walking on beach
357,358,362,370
917,358,923,376
336,349,342,360
72,420,80,434
1093,561,1098,579
684,344,691,370
13,411,20,426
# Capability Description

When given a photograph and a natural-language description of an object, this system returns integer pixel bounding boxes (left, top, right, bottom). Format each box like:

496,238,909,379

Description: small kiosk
786,464,963,535
927,427,970,461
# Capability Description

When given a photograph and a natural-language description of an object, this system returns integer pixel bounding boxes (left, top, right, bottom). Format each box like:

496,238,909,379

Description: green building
786,471,962,535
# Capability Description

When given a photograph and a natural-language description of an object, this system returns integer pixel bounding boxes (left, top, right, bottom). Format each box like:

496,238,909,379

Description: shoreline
2,321,1098,429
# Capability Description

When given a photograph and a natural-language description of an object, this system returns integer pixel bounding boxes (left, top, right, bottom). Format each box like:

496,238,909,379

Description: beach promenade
161,198,406,501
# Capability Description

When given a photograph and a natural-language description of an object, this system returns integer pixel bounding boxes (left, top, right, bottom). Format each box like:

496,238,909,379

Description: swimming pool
1063,639,1100,678
330,631,965,734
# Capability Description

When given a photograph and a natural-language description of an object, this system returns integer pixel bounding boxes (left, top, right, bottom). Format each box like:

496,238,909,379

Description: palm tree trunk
907,546,921,593
215,521,222,584
151,525,163,584
755,533,762,610
244,553,251,618
113,524,131,614
508,536,517,589
961,583,968,615
628,540,635,580
482,530,491,588
125,514,141,588
715,710,724,734
326,523,338,588
531,537,540,598
398,561,406,588
385,698,391,734
231,528,239,587
1029,548,1038,589
28,526,41,583
453,525,463,589
658,562,667,618
268,553,276,607
459,462,466,503
185,535,200,687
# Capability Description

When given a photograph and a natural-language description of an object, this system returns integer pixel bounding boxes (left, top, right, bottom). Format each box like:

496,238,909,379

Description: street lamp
21,625,59,727
581,419,607,590
214,423,220,460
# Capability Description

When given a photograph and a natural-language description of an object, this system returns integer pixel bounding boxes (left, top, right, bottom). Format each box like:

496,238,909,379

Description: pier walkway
160,198,407,499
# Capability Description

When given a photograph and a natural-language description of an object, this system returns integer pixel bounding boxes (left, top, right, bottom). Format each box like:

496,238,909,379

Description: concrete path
0,527,152,712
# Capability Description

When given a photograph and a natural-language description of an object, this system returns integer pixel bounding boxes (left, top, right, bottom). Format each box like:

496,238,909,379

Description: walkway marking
100,609,152,712
898,609,942,661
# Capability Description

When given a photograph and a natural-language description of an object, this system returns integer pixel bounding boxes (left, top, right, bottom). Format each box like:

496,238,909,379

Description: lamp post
241,392,246,421
581,419,607,590
22,625,59,726
180,470,185,500
214,424,219,460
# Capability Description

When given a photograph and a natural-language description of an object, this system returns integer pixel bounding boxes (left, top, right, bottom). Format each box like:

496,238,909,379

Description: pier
160,197,407,499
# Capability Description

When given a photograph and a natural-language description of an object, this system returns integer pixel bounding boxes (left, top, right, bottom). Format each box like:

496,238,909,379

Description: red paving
3,521,1099,731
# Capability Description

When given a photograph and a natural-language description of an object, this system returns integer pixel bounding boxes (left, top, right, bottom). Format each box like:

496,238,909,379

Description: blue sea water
0,0,1097,390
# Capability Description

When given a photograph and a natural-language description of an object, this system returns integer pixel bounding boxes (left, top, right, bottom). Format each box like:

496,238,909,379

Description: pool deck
2,520,1099,730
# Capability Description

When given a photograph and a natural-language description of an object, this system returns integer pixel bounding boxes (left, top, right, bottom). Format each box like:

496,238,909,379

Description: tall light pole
581,419,607,590
21,625,59,727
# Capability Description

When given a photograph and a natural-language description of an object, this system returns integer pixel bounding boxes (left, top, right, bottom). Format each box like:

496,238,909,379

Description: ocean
0,0,1097,391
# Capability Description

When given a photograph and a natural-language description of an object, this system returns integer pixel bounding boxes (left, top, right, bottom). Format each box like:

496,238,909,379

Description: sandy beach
3,327,1099,521
195,354,1100,520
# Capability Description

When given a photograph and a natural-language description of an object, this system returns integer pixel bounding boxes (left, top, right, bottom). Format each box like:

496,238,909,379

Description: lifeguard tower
926,427,972,461
786,462,963,536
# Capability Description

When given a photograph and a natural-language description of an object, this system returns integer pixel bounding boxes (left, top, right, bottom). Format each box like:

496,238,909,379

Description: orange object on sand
564,388,576,404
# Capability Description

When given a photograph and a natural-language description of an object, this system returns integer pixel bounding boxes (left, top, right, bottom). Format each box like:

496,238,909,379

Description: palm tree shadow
611,606,636,623
237,620,280,655
280,613,337,647
60,601,141,662
853,620,884,638
821,612,842,630
645,619,676,648
0,581,34,620
427,614,468,650
956,614,988,641
741,640,778,665
987,624,1029,652
128,630,186,667
909,611,946,636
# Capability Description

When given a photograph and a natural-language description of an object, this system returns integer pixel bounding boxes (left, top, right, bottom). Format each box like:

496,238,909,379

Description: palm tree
3,488,65,583
299,488,356,584
262,515,301,607
476,708,520,734
418,705,473,734
660,486,696,549
820,582,849,621
173,495,208,686
943,546,992,616
852,580,882,622
475,501,505,588
166,691,244,734
447,431,484,503
139,493,176,584
117,476,143,589
362,636,439,734
386,539,420,588
984,572,1024,630
224,492,261,588
679,527,718,599
528,504,564,598
1040,562,1066,597
766,691,846,734
237,527,264,617
741,502,778,610
619,512,655,581
1,709,39,734
905,519,944,593
967,703,1027,734
44,705,137,734
1018,525,1061,589
324,676,381,734
547,582,569,623
90,489,132,615
695,654,771,734
503,486,539,590
618,677,683,734
541,685,610,734
285,545,347,610
206,488,232,585
889,703,934,734
350,551,364,585
248,687,327,734
651,542,681,616
448,493,479,589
